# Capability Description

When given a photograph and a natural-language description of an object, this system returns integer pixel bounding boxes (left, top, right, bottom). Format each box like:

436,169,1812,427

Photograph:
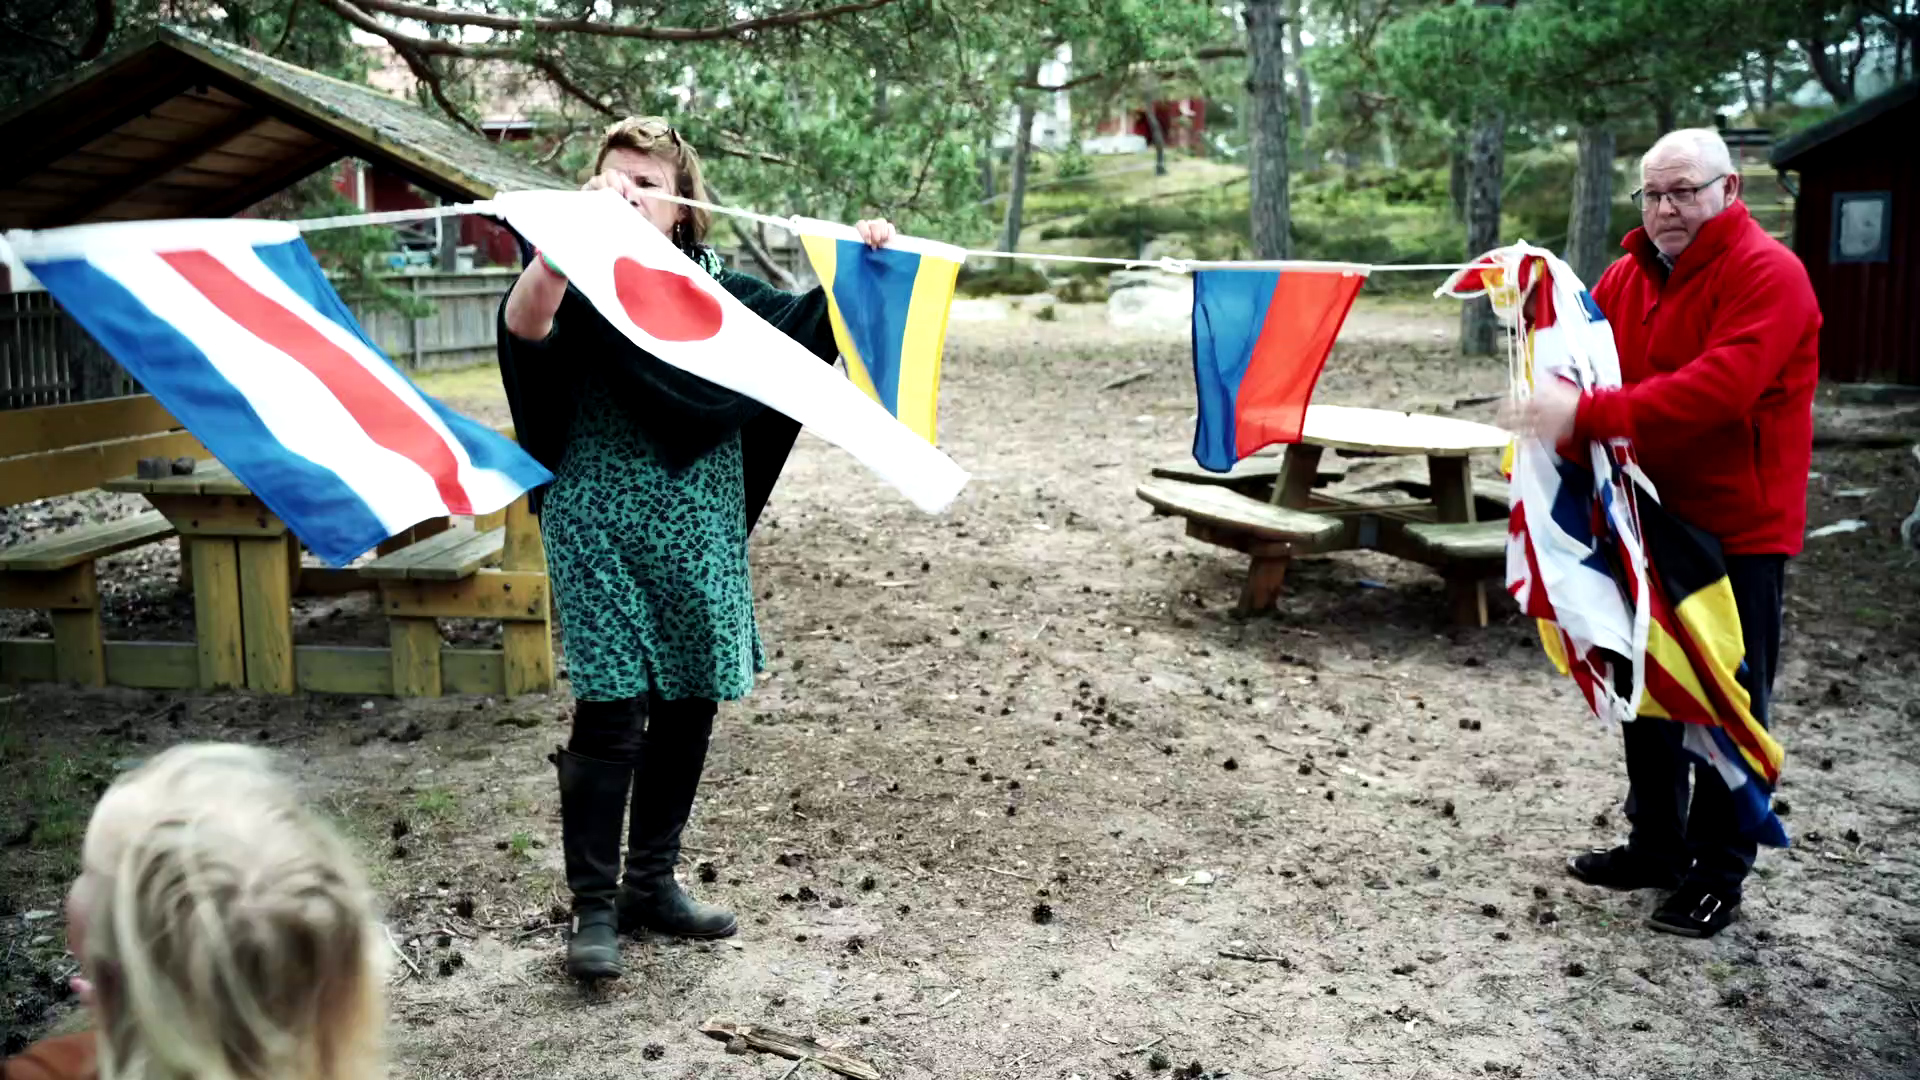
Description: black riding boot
617,697,737,938
553,747,631,979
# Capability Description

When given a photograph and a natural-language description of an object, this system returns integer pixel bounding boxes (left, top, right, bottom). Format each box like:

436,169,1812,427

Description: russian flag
1190,266,1367,471
7,218,553,567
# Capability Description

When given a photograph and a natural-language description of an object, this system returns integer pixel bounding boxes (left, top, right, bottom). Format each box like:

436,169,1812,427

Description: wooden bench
1401,520,1508,626
1353,476,1512,521
1150,455,1346,498
0,396,204,685
1137,478,1344,614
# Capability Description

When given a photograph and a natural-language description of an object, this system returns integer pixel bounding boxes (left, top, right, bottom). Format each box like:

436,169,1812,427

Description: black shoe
1647,884,1739,939
618,698,737,939
554,748,632,980
1566,846,1684,891
619,874,738,938
566,910,624,980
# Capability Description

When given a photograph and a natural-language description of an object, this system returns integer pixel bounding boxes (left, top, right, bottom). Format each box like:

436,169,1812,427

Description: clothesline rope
289,193,1473,275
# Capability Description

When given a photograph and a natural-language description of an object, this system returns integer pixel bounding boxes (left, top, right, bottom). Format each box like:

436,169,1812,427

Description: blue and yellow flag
795,220,963,444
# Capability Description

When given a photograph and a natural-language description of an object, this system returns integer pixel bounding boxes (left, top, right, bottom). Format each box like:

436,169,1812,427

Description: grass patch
413,786,459,820
507,830,536,860
0,726,122,889
411,363,506,402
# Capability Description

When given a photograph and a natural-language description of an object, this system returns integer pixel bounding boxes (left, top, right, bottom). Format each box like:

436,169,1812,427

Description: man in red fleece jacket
1515,128,1821,939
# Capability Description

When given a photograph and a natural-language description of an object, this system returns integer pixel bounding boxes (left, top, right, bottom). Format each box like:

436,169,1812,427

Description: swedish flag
796,221,963,444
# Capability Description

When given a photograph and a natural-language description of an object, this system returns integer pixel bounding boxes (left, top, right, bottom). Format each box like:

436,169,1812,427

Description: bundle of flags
1440,245,1786,847
1189,265,1368,470
5,219,552,567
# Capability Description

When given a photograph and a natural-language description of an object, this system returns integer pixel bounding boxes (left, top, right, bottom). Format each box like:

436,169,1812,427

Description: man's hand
1500,377,1581,446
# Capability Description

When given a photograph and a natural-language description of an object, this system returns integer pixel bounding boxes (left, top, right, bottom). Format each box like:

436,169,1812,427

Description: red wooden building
1771,80,1920,384
1096,99,1209,154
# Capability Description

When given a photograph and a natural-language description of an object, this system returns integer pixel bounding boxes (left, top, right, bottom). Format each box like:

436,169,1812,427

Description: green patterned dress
499,248,835,705
540,378,761,702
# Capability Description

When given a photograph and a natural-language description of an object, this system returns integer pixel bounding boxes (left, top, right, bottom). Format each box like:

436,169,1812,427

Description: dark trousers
1623,554,1786,896
569,692,718,765
564,692,717,888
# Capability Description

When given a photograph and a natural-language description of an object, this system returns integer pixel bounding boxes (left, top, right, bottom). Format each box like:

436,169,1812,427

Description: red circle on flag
613,256,723,341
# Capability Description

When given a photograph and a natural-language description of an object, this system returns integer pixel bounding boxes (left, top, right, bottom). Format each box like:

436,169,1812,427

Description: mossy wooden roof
0,26,564,230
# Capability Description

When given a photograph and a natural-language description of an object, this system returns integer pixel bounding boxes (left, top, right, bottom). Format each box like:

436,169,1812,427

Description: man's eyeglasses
1631,175,1728,211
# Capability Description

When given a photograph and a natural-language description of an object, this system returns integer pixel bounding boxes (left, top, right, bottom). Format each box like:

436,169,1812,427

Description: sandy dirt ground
4,297,1918,1080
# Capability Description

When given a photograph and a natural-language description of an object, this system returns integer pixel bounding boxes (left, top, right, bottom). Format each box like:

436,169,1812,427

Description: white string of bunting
288,192,1472,275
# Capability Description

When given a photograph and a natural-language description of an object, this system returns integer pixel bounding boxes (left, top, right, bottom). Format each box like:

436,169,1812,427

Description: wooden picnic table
1282,405,1510,623
104,456,554,697
1139,404,1513,623
103,460,299,692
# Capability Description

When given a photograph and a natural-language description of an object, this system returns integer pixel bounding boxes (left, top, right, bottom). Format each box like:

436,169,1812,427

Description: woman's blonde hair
79,744,383,1080
593,115,712,246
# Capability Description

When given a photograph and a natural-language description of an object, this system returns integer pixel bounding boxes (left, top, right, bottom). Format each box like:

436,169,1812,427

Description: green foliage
1,0,366,109
956,262,1051,296
1038,201,1244,242
1055,143,1093,182
1373,0,1816,131
249,174,432,318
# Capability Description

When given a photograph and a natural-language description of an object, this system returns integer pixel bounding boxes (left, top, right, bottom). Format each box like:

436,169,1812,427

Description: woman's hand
853,219,896,248
582,169,643,210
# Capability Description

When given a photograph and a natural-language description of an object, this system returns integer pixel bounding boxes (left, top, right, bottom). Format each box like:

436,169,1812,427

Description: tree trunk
1245,0,1291,260
1286,0,1313,133
1654,98,1677,136
437,198,459,272
1565,125,1616,288
1460,106,1505,356
1804,35,1856,104
979,143,995,201
1448,133,1467,222
1002,67,1039,253
1762,53,1777,110
1380,127,1398,170
1142,98,1169,176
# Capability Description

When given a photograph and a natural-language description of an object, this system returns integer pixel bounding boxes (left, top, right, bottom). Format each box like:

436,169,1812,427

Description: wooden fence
1,270,519,409
353,269,518,372
0,290,139,408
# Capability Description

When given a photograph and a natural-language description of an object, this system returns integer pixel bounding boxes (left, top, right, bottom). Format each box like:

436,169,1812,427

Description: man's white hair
1641,128,1735,181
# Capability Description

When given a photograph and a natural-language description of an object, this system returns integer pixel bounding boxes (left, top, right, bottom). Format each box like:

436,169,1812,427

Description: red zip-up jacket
1573,200,1822,555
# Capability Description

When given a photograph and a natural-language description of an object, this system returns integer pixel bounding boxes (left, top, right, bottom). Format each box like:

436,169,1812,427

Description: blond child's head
65,743,384,1080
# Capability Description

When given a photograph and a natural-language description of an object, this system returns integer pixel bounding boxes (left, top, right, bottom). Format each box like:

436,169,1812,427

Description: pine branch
316,0,518,60
270,0,305,57
371,28,486,137
345,0,906,41
532,56,614,116
76,0,114,61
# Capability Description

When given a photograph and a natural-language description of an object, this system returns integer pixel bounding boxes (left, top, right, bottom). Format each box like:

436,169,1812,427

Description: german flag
1636,497,1788,847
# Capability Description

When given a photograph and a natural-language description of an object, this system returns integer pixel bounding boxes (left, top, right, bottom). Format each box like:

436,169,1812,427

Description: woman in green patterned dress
496,117,896,981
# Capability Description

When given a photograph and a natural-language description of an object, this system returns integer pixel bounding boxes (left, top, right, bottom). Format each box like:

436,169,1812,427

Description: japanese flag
492,189,969,513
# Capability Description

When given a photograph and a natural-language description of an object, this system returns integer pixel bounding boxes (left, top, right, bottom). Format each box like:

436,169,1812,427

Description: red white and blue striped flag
6,219,553,567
